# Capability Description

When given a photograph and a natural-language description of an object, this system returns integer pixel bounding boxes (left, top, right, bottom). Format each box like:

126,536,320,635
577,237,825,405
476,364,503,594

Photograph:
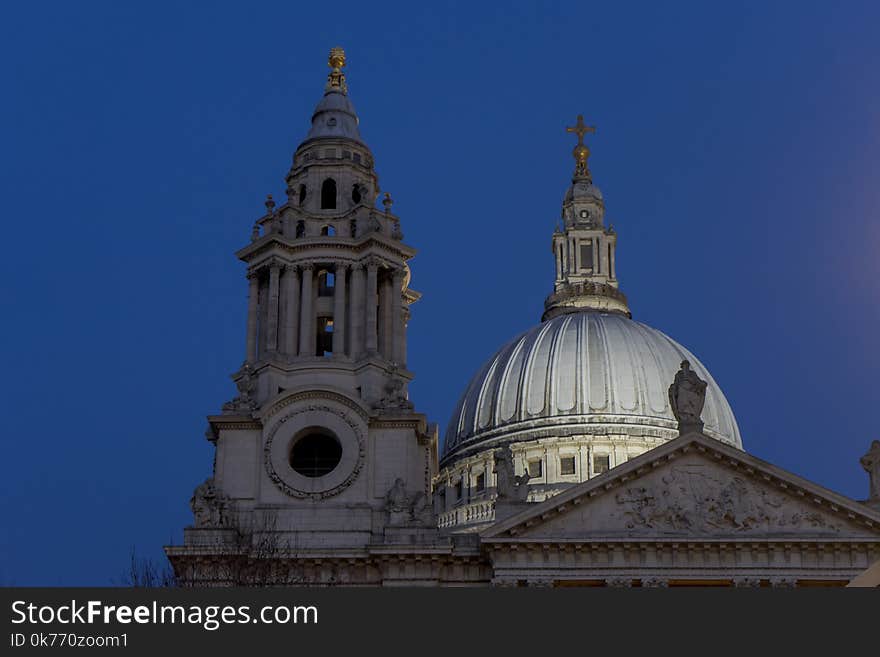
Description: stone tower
167,49,439,583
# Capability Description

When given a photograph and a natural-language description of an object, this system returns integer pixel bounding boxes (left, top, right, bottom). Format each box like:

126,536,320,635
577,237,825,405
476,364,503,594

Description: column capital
299,262,316,272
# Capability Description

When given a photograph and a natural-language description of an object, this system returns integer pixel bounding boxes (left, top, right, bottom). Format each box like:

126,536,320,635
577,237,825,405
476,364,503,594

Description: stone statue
668,360,707,434
222,363,258,413
860,440,880,503
190,478,230,528
374,368,414,411
384,478,432,525
385,478,409,513
493,446,530,503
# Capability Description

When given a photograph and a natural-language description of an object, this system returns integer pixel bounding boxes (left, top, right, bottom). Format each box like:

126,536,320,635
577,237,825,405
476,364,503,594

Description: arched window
295,220,305,238
298,184,307,205
320,225,336,237
351,184,362,205
321,178,336,209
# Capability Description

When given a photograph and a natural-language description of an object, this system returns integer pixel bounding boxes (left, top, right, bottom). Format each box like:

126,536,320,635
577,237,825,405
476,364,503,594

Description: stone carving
860,440,880,503
190,478,231,528
668,360,707,434
373,369,414,411
384,478,432,525
614,466,840,535
264,404,365,500
391,220,403,240
494,446,530,503
222,363,258,413
732,577,761,588
605,577,632,588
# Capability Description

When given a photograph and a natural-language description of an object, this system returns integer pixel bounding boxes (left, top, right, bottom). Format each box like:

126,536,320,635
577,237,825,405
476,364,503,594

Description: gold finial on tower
327,46,348,93
565,114,596,179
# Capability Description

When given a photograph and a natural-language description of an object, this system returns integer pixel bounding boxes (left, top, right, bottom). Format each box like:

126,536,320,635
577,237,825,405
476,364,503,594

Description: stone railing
438,500,496,528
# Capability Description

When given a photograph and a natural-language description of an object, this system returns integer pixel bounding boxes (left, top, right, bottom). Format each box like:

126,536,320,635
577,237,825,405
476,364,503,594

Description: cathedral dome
441,312,741,466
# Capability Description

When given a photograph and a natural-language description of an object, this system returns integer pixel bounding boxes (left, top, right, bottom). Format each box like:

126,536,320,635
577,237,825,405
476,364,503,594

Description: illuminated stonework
165,52,880,588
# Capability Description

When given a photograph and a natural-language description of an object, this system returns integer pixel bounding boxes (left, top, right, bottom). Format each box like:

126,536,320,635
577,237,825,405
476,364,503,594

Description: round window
289,430,342,477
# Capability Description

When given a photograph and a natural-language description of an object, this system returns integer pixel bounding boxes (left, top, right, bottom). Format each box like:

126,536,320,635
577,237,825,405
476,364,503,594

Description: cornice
236,232,417,264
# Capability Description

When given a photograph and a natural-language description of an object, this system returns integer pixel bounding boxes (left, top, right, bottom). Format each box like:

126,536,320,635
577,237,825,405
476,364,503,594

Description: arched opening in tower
321,178,337,209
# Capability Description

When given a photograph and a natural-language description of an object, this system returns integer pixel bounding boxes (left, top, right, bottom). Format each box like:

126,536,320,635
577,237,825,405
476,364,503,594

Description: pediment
483,433,880,542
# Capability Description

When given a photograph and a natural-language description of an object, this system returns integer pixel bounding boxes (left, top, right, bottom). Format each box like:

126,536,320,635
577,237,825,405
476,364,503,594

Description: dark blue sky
1,1,878,585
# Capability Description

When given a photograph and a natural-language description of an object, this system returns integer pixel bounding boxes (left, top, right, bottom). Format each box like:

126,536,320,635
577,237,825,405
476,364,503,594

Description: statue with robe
860,440,880,504
668,360,707,434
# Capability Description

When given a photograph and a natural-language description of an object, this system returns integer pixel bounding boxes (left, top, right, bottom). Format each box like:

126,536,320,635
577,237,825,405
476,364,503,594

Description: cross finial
565,114,596,179
566,114,595,145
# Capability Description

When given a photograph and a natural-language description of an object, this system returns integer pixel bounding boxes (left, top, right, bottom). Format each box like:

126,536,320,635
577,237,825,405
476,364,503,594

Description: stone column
365,261,379,355
592,239,599,274
610,242,616,279
401,307,410,367
391,268,405,366
282,265,299,356
298,264,315,356
266,262,281,352
350,264,365,358
379,275,391,359
555,241,563,281
333,263,347,357
246,272,259,362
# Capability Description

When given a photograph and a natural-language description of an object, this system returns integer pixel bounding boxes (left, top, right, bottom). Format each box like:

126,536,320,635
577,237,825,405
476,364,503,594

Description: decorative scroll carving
614,466,841,535
384,478,432,525
190,478,231,528
494,445,530,503
222,363,258,413
668,360,706,434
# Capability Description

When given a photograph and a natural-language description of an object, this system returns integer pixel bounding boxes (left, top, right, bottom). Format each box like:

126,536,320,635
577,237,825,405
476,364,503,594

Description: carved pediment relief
610,461,841,536
485,435,880,541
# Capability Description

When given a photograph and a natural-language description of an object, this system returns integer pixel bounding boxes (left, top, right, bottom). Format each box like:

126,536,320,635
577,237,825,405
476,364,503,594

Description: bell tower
543,115,630,320
168,49,439,583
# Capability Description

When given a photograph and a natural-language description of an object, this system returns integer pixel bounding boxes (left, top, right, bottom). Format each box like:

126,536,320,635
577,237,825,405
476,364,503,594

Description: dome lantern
545,115,629,320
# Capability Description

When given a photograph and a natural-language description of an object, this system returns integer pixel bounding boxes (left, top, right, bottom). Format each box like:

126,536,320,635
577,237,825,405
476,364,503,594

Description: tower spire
543,115,629,320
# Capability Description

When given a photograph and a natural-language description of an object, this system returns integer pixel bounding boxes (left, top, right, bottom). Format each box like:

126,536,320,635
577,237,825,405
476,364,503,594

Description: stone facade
164,49,880,587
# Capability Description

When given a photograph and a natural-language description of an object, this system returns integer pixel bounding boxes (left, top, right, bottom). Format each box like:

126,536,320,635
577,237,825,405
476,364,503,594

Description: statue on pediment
668,360,707,434
861,440,880,503
494,446,530,503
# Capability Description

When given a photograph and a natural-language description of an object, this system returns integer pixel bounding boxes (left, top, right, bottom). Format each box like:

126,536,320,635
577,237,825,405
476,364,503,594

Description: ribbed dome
442,312,741,465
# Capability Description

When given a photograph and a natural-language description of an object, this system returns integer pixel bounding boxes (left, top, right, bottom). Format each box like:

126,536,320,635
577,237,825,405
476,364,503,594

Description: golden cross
566,114,595,145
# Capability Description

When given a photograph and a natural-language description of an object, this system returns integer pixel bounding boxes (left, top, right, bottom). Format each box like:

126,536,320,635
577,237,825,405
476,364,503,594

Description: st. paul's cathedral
165,48,880,587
